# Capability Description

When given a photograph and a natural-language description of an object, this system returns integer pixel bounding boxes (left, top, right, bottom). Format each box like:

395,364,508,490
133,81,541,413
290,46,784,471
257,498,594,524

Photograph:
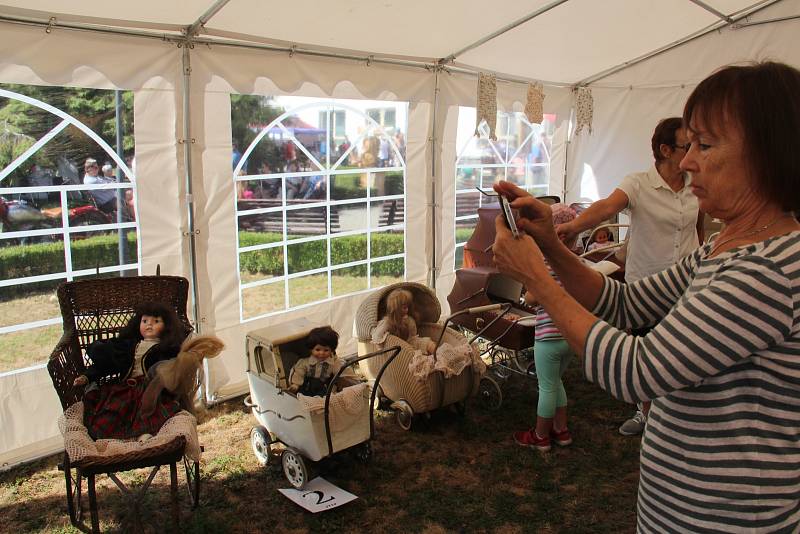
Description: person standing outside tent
83,158,117,214
556,117,703,437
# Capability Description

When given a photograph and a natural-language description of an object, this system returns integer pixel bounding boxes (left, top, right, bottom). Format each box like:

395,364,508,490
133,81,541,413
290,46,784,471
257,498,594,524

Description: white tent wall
0,24,184,467
563,86,693,204
187,45,436,401
565,0,800,204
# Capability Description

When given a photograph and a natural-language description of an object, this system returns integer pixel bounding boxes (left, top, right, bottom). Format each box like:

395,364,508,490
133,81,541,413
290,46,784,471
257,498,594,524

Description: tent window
0,85,139,374
454,107,556,270
232,96,407,321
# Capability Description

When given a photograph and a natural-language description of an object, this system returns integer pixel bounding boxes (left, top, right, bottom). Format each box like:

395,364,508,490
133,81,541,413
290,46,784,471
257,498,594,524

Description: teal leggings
534,339,573,418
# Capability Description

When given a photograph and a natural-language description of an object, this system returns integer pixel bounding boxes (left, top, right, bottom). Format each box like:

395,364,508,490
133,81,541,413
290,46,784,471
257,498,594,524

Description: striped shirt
584,231,800,533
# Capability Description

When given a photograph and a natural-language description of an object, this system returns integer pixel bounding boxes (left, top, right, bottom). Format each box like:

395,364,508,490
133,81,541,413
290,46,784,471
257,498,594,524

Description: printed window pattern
0,86,139,373
232,97,407,321
454,108,555,269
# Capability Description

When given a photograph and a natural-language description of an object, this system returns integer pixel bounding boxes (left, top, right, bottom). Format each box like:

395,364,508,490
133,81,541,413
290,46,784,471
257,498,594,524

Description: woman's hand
493,181,560,250
492,214,549,297
73,375,88,387
555,221,580,245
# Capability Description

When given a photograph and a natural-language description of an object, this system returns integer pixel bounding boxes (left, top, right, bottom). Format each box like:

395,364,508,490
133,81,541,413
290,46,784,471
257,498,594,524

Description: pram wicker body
354,282,483,428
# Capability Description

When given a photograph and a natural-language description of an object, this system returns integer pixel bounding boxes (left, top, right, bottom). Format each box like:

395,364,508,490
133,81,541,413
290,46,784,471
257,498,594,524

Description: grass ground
0,363,640,533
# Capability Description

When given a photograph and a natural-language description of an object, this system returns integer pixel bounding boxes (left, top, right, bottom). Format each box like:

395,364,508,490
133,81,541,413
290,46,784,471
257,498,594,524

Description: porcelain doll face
311,344,333,361
140,315,165,340
595,229,610,243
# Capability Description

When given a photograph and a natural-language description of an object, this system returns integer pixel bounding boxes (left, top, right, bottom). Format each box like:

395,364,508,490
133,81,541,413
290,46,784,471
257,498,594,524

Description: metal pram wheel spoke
392,399,414,431
479,375,503,411
281,448,309,489
250,426,274,467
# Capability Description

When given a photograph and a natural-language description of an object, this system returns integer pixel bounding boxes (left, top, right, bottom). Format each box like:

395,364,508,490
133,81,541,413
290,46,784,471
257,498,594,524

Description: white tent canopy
0,0,797,468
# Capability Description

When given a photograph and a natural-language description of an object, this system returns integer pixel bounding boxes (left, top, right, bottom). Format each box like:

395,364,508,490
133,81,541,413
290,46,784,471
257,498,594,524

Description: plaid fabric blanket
83,376,181,439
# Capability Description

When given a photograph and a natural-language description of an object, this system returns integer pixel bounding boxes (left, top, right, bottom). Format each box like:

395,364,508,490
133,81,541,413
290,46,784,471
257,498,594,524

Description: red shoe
550,427,573,447
513,429,551,452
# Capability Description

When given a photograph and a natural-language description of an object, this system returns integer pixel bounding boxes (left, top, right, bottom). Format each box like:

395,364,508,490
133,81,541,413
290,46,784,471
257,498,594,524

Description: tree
230,94,284,174
0,84,134,186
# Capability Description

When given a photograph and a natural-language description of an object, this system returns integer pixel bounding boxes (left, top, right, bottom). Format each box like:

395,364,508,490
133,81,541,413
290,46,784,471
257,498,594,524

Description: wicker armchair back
48,275,192,410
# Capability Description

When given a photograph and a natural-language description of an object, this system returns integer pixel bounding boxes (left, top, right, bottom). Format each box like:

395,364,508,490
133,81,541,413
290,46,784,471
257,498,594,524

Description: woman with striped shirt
492,61,800,532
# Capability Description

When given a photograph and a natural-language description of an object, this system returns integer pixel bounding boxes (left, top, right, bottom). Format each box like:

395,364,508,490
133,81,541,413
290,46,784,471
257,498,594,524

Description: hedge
0,232,138,301
239,231,404,276
1,229,405,301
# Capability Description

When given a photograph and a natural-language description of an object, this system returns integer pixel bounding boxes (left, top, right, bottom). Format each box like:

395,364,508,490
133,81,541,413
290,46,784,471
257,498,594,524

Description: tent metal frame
578,0,783,86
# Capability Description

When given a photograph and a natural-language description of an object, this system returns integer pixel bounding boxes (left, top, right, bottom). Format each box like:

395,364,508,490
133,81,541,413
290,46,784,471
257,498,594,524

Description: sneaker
550,427,573,447
619,410,647,436
513,429,551,452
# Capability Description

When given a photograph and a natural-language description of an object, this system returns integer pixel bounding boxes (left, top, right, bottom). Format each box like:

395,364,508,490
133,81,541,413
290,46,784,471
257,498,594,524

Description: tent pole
439,0,570,64
428,69,441,289
733,13,800,28
577,0,782,86
186,0,231,38
180,45,202,332
561,104,574,203
687,0,734,23
180,42,208,405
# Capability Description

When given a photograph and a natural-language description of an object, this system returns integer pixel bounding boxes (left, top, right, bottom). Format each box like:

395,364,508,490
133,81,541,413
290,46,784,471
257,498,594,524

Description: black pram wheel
479,376,503,411
355,442,372,463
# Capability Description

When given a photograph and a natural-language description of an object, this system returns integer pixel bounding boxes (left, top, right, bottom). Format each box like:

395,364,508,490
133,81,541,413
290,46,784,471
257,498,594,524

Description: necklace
709,215,789,256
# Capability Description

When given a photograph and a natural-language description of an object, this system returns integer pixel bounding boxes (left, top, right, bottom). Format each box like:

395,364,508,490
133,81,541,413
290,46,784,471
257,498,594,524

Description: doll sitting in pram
288,326,359,397
371,289,482,381
355,282,487,429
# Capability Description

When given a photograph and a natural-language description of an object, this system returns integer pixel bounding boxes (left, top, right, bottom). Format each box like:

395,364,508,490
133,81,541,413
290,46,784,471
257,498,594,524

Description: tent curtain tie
476,72,497,141
524,82,545,124
574,87,593,135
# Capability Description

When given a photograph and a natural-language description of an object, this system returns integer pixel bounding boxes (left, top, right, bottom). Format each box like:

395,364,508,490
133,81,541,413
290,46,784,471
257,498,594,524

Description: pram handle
466,303,503,314
322,345,402,458
432,302,514,355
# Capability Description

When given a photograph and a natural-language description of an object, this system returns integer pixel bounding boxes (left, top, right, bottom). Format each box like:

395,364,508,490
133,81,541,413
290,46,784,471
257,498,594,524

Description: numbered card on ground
279,477,358,512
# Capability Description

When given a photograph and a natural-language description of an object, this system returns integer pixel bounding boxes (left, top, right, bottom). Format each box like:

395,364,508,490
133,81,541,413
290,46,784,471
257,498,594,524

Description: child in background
587,227,612,251
288,326,358,397
514,203,577,452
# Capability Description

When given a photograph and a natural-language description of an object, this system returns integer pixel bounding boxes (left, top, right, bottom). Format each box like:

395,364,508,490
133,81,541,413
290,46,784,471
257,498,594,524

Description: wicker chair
47,275,200,533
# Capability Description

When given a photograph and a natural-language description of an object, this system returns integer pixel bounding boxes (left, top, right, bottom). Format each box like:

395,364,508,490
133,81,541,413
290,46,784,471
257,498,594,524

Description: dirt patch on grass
0,363,640,533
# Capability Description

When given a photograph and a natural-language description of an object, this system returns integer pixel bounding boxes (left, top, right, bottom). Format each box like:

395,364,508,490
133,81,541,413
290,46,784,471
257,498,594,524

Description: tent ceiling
0,0,784,84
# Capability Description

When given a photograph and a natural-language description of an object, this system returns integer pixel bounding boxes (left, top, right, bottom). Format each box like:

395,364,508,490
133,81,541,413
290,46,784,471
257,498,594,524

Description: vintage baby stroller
453,205,539,380
353,282,500,429
244,318,400,489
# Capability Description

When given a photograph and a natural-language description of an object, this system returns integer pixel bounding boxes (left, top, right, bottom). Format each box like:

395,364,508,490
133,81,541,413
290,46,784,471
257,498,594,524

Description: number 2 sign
279,477,358,513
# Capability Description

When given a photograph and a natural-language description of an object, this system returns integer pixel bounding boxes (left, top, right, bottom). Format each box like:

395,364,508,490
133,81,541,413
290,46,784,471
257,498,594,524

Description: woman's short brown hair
683,61,800,212
651,117,683,162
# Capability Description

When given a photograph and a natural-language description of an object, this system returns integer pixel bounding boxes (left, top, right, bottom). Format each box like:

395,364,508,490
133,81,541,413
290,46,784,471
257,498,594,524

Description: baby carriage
354,282,502,429
447,267,538,379
244,318,400,489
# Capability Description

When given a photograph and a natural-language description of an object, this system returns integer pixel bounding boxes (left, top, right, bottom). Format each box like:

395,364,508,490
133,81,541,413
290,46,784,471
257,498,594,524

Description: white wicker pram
244,318,400,489
354,282,493,430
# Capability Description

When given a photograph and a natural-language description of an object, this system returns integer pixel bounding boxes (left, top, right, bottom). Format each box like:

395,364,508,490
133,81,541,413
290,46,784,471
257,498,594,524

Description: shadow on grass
1,363,641,533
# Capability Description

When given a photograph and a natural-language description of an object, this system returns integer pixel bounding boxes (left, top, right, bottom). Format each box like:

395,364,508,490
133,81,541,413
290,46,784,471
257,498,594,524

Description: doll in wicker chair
73,301,223,440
